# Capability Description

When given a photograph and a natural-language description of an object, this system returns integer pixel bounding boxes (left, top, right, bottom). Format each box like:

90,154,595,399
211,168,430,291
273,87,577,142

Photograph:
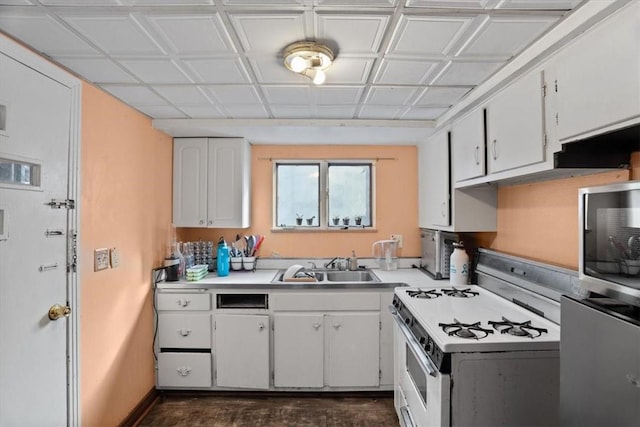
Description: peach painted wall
482,153,639,269
179,144,420,259
80,83,173,426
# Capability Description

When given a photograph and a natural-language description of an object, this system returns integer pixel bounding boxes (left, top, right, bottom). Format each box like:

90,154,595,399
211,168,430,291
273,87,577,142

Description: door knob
48,304,71,320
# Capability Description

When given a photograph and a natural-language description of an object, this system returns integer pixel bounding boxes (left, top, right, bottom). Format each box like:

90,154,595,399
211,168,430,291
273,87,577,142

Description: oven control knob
404,317,411,325
425,339,433,353
418,336,426,345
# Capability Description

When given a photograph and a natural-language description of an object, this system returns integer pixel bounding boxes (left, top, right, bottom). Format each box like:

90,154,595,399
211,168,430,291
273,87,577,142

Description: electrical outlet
391,234,403,248
94,248,109,271
110,247,120,268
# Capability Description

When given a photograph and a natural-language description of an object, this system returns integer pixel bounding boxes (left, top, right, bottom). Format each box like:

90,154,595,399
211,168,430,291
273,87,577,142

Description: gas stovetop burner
438,318,494,340
407,289,442,299
441,287,479,298
488,317,548,339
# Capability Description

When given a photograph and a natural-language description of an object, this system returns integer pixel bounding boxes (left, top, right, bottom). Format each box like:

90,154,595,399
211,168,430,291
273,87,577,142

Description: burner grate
488,317,548,339
407,289,442,299
438,318,494,340
441,287,479,298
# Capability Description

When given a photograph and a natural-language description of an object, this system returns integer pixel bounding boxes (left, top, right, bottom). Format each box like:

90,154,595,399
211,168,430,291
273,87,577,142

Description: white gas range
390,249,580,427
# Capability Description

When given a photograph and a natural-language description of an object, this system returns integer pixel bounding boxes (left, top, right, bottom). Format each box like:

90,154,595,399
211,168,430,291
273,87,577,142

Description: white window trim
272,159,376,231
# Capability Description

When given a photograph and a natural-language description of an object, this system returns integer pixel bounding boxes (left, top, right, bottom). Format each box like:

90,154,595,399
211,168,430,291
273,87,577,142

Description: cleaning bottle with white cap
449,241,469,286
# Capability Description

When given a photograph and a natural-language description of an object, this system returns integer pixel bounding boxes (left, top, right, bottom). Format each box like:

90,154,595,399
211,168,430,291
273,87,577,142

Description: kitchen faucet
307,261,318,270
324,256,345,270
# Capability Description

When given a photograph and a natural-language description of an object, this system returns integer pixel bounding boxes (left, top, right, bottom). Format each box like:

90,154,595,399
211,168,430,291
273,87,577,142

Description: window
0,156,41,189
274,160,373,229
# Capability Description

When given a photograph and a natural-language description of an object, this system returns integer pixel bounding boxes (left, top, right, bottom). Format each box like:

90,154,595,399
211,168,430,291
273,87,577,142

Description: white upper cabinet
173,137,250,228
553,2,640,142
451,109,485,183
485,71,546,174
173,138,208,227
419,129,497,232
419,130,450,228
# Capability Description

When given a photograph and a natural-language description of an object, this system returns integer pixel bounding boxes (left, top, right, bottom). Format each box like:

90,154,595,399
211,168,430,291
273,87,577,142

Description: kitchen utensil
252,235,264,256
609,236,631,259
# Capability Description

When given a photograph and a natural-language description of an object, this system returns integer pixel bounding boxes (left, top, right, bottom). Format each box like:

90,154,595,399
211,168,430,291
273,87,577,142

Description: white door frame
0,34,82,426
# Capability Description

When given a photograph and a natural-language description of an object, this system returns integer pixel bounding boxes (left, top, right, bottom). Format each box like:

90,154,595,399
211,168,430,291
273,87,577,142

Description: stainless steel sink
325,271,379,282
272,271,325,282
271,269,380,284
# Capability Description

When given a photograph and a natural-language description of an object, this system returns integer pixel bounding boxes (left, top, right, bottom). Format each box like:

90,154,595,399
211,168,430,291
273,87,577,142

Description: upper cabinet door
554,2,640,142
206,138,250,228
418,130,450,228
173,138,208,227
451,109,485,183
486,71,545,174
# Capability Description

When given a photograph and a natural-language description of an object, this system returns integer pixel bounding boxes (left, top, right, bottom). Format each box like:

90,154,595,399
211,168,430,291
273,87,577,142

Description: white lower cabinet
273,311,380,389
155,291,213,389
155,289,391,391
273,313,324,388
157,353,213,388
271,292,382,389
326,312,380,388
215,313,270,389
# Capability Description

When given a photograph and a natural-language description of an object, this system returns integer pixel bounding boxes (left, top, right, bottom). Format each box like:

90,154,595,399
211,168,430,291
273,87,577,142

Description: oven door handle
388,305,438,377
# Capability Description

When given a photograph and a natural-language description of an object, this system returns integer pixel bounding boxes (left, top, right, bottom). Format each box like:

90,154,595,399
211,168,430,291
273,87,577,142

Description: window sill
271,227,378,233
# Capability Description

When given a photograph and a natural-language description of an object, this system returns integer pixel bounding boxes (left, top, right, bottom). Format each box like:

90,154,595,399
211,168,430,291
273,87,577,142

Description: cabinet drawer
157,353,212,388
158,314,211,349
271,292,380,311
157,292,210,311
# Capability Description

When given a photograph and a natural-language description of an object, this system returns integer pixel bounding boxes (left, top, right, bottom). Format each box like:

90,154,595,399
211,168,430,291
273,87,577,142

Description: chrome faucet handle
307,261,318,270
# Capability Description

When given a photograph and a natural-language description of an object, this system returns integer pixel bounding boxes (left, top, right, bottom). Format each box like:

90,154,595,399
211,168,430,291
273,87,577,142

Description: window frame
272,159,376,231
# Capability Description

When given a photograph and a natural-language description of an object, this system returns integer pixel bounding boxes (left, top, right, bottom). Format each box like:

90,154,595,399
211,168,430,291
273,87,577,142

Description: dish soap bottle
449,241,469,286
217,238,230,277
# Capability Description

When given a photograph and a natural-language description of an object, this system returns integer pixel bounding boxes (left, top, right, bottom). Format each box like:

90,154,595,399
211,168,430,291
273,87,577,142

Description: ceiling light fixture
283,41,334,85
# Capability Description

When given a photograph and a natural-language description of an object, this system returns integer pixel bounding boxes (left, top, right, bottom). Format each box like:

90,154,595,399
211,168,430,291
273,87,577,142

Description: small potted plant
342,216,350,226
295,213,303,225
332,215,340,226
306,216,315,225
354,215,363,225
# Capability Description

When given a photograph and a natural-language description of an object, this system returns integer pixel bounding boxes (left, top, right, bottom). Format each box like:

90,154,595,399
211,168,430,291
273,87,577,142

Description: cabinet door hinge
543,133,548,147
555,113,559,125
554,79,558,93
379,369,382,380
379,320,382,331
542,83,547,98
67,229,78,273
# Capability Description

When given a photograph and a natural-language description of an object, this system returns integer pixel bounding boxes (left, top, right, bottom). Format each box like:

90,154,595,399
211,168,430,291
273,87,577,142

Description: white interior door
0,52,73,426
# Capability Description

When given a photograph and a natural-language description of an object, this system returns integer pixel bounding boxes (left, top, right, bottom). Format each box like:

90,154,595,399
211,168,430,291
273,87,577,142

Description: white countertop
156,266,443,290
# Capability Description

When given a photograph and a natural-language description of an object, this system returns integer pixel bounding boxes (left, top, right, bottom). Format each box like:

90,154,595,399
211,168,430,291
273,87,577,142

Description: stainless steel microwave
579,180,640,306
420,229,460,279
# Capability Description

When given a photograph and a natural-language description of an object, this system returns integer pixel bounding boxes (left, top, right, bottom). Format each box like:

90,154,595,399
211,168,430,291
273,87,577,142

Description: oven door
392,309,450,427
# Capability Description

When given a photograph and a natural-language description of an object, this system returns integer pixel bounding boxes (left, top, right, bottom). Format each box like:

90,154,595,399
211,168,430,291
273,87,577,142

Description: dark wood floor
137,392,399,427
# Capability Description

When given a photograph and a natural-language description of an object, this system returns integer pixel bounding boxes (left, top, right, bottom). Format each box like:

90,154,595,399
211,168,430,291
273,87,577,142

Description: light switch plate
110,247,120,268
94,248,109,271
391,234,403,248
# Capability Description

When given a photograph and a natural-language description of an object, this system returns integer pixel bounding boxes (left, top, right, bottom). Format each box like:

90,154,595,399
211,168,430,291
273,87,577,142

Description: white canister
449,241,469,285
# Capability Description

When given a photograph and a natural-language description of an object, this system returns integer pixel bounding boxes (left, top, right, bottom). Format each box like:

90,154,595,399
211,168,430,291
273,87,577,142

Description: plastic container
230,257,243,271
217,239,230,277
372,240,398,271
449,241,469,285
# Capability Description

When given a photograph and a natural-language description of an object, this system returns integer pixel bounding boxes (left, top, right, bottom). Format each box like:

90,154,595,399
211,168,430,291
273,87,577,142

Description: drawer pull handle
177,299,191,307
178,328,192,337
176,367,192,377
258,322,265,331
333,323,342,330
312,323,321,330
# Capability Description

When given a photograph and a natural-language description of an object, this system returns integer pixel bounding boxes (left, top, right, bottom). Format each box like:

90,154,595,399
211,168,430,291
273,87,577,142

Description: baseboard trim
119,387,159,427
